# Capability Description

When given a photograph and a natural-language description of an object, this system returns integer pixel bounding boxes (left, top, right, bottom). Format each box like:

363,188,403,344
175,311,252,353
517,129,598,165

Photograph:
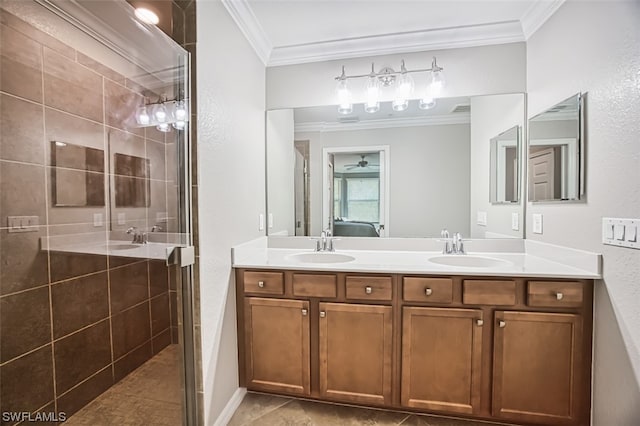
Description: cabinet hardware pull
425,288,433,296
498,320,506,328
365,286,372,294
476,319,484,326
556,292,564,300
301,309,308,316
258,281,265,288
320,311,326,318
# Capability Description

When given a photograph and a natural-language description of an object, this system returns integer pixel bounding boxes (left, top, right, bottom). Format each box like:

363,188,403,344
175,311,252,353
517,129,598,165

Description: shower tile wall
0,9,180,422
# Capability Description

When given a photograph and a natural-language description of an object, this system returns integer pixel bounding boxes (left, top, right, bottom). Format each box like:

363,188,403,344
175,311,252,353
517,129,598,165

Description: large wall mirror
528,93,584,202
266,93,526,239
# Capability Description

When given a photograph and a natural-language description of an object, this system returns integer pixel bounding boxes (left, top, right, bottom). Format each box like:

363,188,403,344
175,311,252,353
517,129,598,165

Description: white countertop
232,237,602,279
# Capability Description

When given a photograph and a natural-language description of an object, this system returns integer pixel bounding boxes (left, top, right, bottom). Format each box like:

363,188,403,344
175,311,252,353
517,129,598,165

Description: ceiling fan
345,155,380,170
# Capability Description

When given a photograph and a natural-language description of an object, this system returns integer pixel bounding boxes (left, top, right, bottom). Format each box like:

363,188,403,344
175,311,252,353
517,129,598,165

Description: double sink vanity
233,237,600,426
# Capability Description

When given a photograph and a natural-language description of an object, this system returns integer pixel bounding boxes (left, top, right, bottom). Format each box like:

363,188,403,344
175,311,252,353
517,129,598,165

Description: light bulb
174,100,187,121
156,122,171,133
335,78,352,115
136,106,150,125
172,121,186,130
364,74,380,114
135,8,159,25
419,97,436,110
430,69,445,97
154,103,167,122
392,72,413,112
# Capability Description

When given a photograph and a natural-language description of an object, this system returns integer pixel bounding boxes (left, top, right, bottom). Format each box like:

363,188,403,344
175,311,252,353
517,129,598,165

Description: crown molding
521,0,566,39
268,21,524,66
221,0,271,65
295,113,470,133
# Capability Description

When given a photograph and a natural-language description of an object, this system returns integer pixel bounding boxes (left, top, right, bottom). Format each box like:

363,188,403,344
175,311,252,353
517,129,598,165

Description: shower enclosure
0,0,196,424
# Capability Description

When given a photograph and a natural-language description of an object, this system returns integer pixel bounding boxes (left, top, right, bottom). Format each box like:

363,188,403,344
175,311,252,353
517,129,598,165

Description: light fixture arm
334,57,445,82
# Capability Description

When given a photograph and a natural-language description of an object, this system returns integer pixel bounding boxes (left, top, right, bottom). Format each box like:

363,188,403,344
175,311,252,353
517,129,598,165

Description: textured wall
526,1,640,424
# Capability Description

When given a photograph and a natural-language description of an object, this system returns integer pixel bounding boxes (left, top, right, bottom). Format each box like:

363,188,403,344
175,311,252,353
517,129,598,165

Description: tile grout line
243,397,296,425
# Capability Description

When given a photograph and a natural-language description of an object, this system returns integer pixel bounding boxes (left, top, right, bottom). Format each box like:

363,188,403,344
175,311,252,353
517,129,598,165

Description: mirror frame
527,93,585,203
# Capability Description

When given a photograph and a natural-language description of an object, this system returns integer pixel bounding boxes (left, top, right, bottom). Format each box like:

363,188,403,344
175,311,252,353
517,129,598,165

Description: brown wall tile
49,252,107,283
0,286,51,363
146,140,166,181
171,326,179,344
151,293,170,336
104,79,143,135
0,10,75,60
184,1,196,44
0,22,43,102
54,319,112,394
44,108,105,162
149,260,169,297
0,160,46,224
0,228,49,295
77,52,126,85
43,47,103,123
51,271,109,339
109,262,149,314
0,345,54,415
113,340,152,383
111,302,151,360
56,367,113,418
171,2,185,45
152,329,171,355
170,290,178,328
0,94,44,164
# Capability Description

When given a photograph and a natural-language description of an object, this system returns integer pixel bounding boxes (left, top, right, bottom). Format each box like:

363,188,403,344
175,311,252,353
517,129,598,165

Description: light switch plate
476,211,487,227
259,213,265,231
117,213,126,225
93,213,103,227
268,213,274,229
603,218,639,249
532,214,543,234
511,213,519,231
7,216,39,233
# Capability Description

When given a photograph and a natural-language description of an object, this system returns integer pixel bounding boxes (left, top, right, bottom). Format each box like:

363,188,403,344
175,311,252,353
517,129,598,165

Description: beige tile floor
64,345,183,426
228,392,512,426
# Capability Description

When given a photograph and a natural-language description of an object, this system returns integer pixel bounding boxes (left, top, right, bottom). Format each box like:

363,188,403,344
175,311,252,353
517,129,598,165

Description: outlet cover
259,213,265,231
476,211,487,226
511,213,519,231
268,213,274,229
117,213,126,225
533,214,543,234
93,213,103,227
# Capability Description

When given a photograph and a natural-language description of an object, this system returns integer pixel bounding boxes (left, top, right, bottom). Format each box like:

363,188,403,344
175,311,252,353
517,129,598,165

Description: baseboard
214,387,247,426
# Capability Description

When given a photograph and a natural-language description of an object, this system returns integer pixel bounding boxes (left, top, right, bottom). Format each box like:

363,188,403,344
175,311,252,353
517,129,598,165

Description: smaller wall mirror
51,141,105,207
528,93,583,202
114,153,150,207
490,125,520,204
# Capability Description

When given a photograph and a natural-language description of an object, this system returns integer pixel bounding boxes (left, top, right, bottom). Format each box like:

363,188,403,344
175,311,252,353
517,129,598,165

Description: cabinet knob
258,281,265,288
476,319,484,326
556,292,564,300
320,311,326,318
365,286,372,294
498,320,506,328
301,309,308,316
425,288,433,296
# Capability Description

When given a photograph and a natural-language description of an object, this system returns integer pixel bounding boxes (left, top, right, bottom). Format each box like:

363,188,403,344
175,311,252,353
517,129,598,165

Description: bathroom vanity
233,238,599,426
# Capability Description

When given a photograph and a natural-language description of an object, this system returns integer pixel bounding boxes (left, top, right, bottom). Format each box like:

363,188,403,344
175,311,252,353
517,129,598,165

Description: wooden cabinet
492,311,584,425
236,270,593,426
319,303,393,405
244,297,310,395
401,307,483,415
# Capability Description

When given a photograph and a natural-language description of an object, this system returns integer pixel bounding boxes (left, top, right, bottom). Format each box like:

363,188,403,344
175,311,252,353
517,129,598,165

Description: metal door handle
476,319,483,326
425,288,433,296
258,281,265,288
556,292,564,300
365,286,372,294
498,320,506,328
320,311,326,318
301,309,308,316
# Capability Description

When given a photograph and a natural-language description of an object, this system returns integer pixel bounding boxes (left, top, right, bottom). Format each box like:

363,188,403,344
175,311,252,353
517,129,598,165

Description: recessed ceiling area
222,0,567,65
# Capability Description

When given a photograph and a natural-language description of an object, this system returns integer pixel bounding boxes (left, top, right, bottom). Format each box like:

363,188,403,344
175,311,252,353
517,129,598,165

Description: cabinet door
492,311,583,424
319,303,392,405
245,297,310,395
401,307,483,415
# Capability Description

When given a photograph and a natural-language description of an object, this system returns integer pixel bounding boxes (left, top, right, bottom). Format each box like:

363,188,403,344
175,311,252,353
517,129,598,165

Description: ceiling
222,0,566,66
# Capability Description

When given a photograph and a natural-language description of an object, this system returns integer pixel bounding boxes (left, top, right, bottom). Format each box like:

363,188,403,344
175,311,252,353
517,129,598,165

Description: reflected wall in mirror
114,153,150,207
490,125,520,204
528,93,583,202
267,93,526,238
50,141,105,207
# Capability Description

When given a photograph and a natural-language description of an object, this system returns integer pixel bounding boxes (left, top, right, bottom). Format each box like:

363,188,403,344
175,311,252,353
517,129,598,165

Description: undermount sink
288,252,356,264
428,255,511,268
106,243,139,251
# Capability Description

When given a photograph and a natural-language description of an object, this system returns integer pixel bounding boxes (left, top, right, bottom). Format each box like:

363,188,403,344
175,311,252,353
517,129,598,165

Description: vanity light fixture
335,57,445,114
135,94,189,132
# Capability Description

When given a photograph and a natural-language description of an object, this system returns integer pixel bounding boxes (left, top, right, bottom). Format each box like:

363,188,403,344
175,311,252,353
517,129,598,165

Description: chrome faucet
313,228,337,252
452,232,465,254
440,229,451,254
126,227,147,244
441,229,465,255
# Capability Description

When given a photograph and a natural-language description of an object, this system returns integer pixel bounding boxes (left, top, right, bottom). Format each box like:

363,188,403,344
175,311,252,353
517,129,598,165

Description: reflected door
529,148,555,201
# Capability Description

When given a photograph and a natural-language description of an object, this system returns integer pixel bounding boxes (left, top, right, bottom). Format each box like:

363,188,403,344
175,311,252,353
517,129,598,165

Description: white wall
266,109,295,235
469,94,525,238
196,1,266,423
267,43,526,109
296,124,470,237
526,1,640,424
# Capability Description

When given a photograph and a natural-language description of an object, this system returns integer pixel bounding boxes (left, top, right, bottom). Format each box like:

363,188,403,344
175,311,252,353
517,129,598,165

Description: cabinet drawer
244,271,284,295
346,276,392,301
463,280,516,305
528,281,583,308
403,278,453,303
293,274,337,298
